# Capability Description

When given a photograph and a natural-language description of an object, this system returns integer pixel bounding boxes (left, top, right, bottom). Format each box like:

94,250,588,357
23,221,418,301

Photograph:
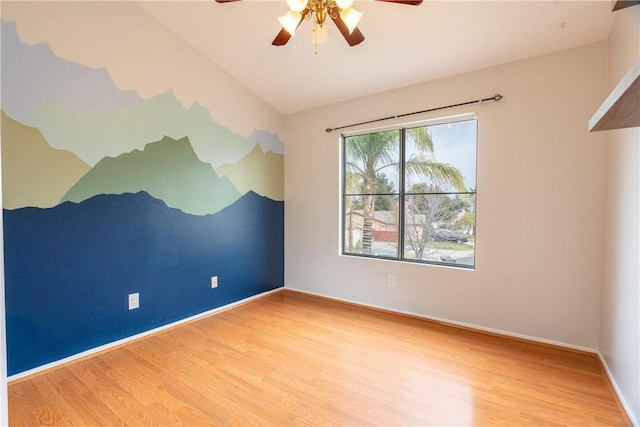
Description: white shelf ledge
612,1,640,12
589,59,640,132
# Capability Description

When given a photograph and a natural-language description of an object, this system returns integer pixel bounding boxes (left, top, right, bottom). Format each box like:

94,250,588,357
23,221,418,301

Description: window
342,118,477,268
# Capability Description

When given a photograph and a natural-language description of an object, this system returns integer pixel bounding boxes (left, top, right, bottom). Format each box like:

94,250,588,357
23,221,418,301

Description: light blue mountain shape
248,129,285,154
1,20,140,121
61,136,241,216
23,91,254,168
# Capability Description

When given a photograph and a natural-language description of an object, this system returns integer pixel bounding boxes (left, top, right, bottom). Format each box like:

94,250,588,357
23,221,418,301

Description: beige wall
600,5,640,424
284,42,608,350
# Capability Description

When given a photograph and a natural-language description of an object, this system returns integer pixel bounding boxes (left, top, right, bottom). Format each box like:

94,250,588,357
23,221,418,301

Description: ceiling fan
215,0,423,47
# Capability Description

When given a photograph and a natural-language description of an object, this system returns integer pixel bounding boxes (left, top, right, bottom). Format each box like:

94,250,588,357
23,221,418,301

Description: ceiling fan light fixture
313,3,328,26
312,21,330,45
217,0,423,49
286,0,308,13
278,10,302,36
339,7,363,35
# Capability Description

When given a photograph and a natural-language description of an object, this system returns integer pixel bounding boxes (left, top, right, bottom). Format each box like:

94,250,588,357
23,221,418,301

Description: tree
345,127,466,255
344,172,361,252
455,210,476,235
405,184,448,259
373,173,395,211
348,173,394,211
455,188,476,235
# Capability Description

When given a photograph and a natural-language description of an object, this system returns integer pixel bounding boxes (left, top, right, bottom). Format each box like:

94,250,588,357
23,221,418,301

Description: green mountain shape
23,90,254,168
1,111,91,209
61,136,241,216
216,144,284,201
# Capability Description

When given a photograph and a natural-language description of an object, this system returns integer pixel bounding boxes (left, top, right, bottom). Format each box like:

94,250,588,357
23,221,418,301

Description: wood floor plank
8,289,632,426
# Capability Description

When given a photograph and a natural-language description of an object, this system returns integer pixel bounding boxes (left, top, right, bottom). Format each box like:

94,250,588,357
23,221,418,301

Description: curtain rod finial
495,94,503,101
326,128,334,133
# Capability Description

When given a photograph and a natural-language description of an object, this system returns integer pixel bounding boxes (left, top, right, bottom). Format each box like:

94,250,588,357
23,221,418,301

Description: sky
346,118,477,194
426,119,477,191
401,118,477,192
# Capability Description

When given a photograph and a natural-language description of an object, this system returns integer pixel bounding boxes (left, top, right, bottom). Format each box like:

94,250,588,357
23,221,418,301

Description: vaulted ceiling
137,1,616,115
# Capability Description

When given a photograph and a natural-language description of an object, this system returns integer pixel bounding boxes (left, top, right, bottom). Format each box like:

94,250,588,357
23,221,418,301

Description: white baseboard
597,352,639,426
286,286,597,353
7,287,283,383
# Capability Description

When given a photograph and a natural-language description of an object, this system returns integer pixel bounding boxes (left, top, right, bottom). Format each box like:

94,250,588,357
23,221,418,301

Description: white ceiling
137,0,616,115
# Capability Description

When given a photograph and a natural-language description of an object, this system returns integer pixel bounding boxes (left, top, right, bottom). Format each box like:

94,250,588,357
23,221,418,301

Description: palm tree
345,127,466,255
344,172,361,252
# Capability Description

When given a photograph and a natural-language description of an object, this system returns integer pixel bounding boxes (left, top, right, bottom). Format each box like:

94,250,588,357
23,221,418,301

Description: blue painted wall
4,192,283,375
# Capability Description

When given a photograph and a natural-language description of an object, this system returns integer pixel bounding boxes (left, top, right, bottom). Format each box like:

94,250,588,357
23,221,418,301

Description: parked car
433,229,468,244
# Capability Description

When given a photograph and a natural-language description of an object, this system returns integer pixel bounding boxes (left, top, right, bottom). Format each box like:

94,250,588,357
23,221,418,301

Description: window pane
405,120,477,193
341,119,477,268
403,194,475,266
344,130,400,194
344,195,398,258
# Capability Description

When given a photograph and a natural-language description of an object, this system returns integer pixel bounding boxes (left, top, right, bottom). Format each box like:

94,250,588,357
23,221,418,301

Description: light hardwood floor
9,290,631,426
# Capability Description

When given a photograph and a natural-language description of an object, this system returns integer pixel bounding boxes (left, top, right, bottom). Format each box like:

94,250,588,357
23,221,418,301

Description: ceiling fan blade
272,8,310,46
272,28,293,46
329,7,365,47
375,0,423,4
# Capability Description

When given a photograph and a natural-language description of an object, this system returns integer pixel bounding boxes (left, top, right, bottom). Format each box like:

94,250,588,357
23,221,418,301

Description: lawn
428,241,474,251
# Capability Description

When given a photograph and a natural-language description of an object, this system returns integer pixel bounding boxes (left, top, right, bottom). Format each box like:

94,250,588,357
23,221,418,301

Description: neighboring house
344,209,398,248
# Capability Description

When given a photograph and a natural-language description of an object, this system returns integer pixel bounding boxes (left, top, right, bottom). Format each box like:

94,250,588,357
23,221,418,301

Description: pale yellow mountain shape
216,144,284,201
1,111,90,209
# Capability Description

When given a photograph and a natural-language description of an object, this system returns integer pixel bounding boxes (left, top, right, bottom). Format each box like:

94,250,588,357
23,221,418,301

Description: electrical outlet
128,293,140,310
211,276,218,288
387,275,396,287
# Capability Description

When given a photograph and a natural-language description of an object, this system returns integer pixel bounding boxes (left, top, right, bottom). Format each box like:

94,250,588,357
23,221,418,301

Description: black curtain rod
325,94,503,133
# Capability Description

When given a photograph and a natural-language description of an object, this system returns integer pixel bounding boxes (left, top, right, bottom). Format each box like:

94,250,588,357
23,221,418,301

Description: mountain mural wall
216,144,284,201
2,19,284,172
62,136,241,215
1,13,285,376
1,111,91,209
23,90,257,168
1,20,141,122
